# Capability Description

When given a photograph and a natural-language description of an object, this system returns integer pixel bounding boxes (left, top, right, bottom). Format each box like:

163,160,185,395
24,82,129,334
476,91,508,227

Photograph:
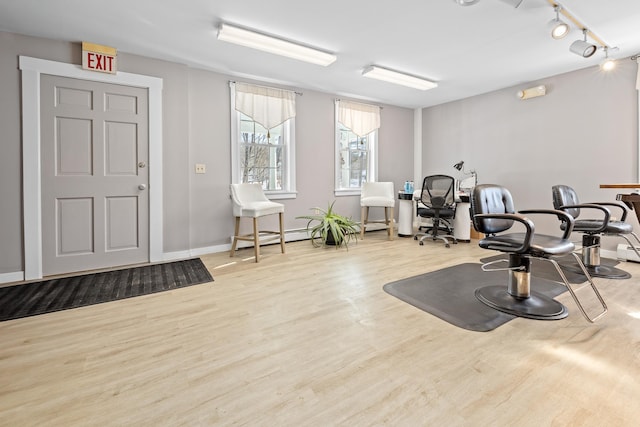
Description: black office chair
414,175,457,248
552,184,640,279
471,184,607,323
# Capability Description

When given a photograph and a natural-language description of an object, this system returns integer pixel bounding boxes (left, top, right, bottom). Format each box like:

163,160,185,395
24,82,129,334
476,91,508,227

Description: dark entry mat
383,263,567,332
0,258,213,321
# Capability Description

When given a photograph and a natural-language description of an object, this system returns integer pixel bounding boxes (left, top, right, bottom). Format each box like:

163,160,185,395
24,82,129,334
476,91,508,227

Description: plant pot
326,230,340,246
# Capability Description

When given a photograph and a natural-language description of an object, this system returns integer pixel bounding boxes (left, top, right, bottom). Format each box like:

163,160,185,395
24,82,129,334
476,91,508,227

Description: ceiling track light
547,1,611,54
217,23,337,66
570,29,597,58
548,5,570,39
362,66,437,91
600,46,617,71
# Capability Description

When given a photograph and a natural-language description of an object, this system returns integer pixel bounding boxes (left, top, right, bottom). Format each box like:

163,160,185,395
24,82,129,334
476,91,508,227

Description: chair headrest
470,184,516,234
552,185,580,219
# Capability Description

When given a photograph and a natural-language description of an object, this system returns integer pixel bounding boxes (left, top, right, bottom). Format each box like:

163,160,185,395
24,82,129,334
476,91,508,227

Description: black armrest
473,212,534,253
556,203,610,233
519,208,575,239
591,202,628,222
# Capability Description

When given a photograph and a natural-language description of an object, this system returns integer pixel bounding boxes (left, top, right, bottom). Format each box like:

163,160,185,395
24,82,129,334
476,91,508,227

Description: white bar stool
230,183,285,262
360,182,395,240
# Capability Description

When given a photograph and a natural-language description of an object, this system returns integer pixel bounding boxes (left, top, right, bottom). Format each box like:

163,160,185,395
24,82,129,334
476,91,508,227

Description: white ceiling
1,0,640,109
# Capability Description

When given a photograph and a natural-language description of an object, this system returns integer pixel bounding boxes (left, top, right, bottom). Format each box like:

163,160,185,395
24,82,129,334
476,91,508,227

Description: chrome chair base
475,285,568,320
561,262,630,280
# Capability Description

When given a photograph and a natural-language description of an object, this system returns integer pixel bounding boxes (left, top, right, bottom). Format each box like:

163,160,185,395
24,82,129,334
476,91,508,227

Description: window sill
266,191,297,200
334,189,361,197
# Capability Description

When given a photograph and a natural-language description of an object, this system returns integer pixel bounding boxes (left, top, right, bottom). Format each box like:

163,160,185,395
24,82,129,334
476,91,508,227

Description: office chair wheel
414,236,418,240
419,241,424,245
445,243,450,248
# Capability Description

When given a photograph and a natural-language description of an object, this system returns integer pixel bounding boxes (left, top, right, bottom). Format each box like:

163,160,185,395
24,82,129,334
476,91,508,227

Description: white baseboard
615,244,640,262
170,225,394,259
601,248,618,260
0,271,25,285
162,229,312,261
227,229,310,250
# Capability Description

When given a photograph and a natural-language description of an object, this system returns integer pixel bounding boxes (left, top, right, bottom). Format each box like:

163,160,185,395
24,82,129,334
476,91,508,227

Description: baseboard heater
230,229,309,249
616,243,640,263
230,222,392,249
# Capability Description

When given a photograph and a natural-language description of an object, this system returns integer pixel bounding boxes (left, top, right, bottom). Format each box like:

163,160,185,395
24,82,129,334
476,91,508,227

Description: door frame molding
20,56,163,280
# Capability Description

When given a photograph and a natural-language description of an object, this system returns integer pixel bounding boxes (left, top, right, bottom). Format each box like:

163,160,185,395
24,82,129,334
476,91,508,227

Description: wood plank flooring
1,234,640,426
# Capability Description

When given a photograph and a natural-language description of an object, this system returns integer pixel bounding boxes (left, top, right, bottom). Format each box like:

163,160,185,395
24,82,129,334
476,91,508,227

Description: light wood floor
2,234,640,426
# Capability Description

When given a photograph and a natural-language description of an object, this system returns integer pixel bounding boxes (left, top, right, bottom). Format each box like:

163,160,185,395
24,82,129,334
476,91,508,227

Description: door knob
138,161,146,168
138,184,147,190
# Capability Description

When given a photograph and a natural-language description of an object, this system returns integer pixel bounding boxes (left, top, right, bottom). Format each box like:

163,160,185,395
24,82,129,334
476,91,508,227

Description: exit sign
82,42,117,74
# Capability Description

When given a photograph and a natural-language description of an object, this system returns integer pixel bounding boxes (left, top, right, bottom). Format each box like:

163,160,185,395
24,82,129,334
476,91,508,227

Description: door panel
57,198,94,255
56,117,93,175
41,75,149,276
105,92,137,113
57,86,92,109
106,196,139,251
105,121,138,175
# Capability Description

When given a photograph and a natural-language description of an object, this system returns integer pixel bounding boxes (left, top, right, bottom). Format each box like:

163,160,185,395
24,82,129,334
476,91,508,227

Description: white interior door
40,75,149,275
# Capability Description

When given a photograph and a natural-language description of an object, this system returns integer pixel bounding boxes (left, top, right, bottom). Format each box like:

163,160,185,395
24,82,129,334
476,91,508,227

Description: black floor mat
0,258,213,321
383,263,568,332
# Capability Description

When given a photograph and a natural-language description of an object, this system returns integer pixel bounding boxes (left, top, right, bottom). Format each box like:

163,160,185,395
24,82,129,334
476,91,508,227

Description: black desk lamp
453,160,477,191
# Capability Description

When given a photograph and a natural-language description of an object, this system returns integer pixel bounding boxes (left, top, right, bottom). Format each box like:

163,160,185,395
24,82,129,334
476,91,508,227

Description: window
230,82,296,199
335,100,380,196
336,124,377,191
238,113,287,191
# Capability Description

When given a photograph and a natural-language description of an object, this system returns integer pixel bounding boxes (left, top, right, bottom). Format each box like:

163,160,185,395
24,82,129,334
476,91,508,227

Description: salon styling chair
471,184,607,323
552,184,640,279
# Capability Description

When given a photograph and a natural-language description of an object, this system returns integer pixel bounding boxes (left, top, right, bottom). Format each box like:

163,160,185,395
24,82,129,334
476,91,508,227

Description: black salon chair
552,184,640,279
471,184,607,323
414,175,457,248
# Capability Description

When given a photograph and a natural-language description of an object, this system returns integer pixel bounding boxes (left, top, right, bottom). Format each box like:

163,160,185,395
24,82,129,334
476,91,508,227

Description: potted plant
297,201,360,248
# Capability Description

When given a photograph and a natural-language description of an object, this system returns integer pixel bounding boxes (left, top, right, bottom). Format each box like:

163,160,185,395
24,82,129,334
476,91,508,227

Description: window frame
230,83,297,200
334,102,378,196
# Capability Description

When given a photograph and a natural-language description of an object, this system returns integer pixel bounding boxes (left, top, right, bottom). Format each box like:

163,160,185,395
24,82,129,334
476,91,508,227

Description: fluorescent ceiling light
362,66,437,91
217,23,336,66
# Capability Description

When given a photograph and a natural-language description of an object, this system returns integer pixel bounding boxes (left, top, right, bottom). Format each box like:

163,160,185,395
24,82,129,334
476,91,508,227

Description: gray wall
422,60,639,252
0,31,414,276
185,68,415,247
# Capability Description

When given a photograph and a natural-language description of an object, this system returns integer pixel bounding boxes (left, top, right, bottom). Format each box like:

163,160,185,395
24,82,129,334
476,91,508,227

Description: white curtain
636,57,640,90
235,82,296,130
338,100,381,137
